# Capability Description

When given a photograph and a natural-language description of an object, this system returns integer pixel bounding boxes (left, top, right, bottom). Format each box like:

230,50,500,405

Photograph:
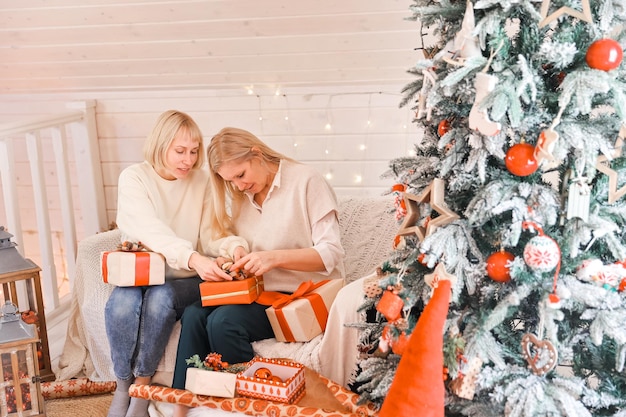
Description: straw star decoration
539,0,592,28
396,178,460,242
596,135,626,204
396,190,430,241
425,262,457,289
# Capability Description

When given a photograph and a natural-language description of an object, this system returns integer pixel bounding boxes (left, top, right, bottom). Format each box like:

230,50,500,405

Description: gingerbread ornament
521,333,558,376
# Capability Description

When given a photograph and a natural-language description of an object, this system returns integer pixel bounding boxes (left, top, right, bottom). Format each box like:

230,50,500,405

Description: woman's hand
231,251,277,277
232,245,249,262
189,252,233,281
231,248,325,276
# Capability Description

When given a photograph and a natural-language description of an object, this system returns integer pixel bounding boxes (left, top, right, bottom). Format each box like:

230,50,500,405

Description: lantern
0,301,46,417
0,227,53,381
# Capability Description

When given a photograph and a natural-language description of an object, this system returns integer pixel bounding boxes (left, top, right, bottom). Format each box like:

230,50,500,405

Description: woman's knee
178,302,211,330
333,277,366,312
144,284,175,310
205,306,242,336
106,287,142,320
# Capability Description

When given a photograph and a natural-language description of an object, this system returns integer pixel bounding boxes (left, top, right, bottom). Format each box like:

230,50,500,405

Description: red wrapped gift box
101,251,165,286
200,276,264,307
236,357,305,404
262,279,343,342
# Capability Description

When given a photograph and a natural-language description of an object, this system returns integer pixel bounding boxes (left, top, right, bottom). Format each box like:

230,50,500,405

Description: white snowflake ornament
523,235,560,273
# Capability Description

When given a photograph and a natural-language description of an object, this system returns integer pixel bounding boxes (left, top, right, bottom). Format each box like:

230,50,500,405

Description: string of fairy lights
245,86,417,187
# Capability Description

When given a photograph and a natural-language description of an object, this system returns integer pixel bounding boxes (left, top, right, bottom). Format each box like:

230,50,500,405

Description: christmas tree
353,0,626,416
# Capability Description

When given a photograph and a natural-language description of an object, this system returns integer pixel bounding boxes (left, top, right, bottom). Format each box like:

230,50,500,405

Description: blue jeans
104,277,202,380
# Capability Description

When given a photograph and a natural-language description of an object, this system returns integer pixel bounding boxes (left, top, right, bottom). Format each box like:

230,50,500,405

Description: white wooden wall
1,0,419,94
0,84,421,304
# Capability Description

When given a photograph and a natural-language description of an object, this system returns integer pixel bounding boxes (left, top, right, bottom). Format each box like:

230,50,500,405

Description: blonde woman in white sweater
171,127,345,417
106,112,248,417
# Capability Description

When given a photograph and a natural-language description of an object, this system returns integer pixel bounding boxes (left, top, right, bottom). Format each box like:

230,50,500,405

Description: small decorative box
236,358,305,404
101,251,165,286
265,279,343,342
200,276,264,307
185,367,237,398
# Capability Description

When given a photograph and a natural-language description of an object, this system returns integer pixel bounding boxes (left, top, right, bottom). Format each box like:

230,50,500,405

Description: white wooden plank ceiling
0,0,421,95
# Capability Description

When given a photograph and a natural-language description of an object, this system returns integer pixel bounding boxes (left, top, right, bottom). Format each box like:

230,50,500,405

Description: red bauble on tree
505,143,538,176
438,119,451,137
586,39,623,71
486,250,515,282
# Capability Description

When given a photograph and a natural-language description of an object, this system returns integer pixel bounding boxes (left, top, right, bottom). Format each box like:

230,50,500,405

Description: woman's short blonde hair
143,110,204,171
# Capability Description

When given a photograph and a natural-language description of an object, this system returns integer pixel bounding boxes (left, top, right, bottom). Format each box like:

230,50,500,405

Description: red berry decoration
505,143,538,176
586,38,623,71
486,250,515,282
438,119,451,137
391,183,406,193
616,260,626,291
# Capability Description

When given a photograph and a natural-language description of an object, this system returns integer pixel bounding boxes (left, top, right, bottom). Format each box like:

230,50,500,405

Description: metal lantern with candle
0,300,46,417
0,227,53,382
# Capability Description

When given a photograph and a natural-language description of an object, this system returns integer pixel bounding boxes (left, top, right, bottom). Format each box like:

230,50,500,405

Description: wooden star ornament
425,262,458,289
595,135,625,204
539,0,592,28
428,178,460,233
396,189,430,241
396,179,460,241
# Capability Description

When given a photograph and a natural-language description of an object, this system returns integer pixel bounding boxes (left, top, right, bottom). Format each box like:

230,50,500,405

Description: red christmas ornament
391,183,406,193
486,250,515,282
586,39,623,71
376,290,404,322
438,119,451,137
505,143,538,176
391,331,410,356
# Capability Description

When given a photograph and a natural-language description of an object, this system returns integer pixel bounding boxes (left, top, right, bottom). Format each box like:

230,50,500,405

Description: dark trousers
171,300,274,389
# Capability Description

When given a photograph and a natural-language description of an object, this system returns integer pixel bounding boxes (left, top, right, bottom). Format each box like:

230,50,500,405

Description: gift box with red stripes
262,279,343,342
100,251,165,286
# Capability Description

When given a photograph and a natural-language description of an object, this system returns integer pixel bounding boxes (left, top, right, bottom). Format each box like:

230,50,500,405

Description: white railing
0,100,108,312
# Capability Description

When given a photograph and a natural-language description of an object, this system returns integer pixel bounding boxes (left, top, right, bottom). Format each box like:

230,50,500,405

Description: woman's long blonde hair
206,127,295,239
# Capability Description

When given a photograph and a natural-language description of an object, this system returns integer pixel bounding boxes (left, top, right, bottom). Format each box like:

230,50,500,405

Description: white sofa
57,195,399,385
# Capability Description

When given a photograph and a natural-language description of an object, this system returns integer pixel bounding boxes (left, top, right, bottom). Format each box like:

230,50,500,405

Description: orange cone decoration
378,278,451,417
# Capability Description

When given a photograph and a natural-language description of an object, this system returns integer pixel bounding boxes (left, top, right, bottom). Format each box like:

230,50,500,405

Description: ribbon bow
256,280,328,308
257,280,331,342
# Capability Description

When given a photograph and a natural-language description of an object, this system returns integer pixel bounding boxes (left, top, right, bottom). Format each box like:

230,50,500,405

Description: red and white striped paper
101,251,165,286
